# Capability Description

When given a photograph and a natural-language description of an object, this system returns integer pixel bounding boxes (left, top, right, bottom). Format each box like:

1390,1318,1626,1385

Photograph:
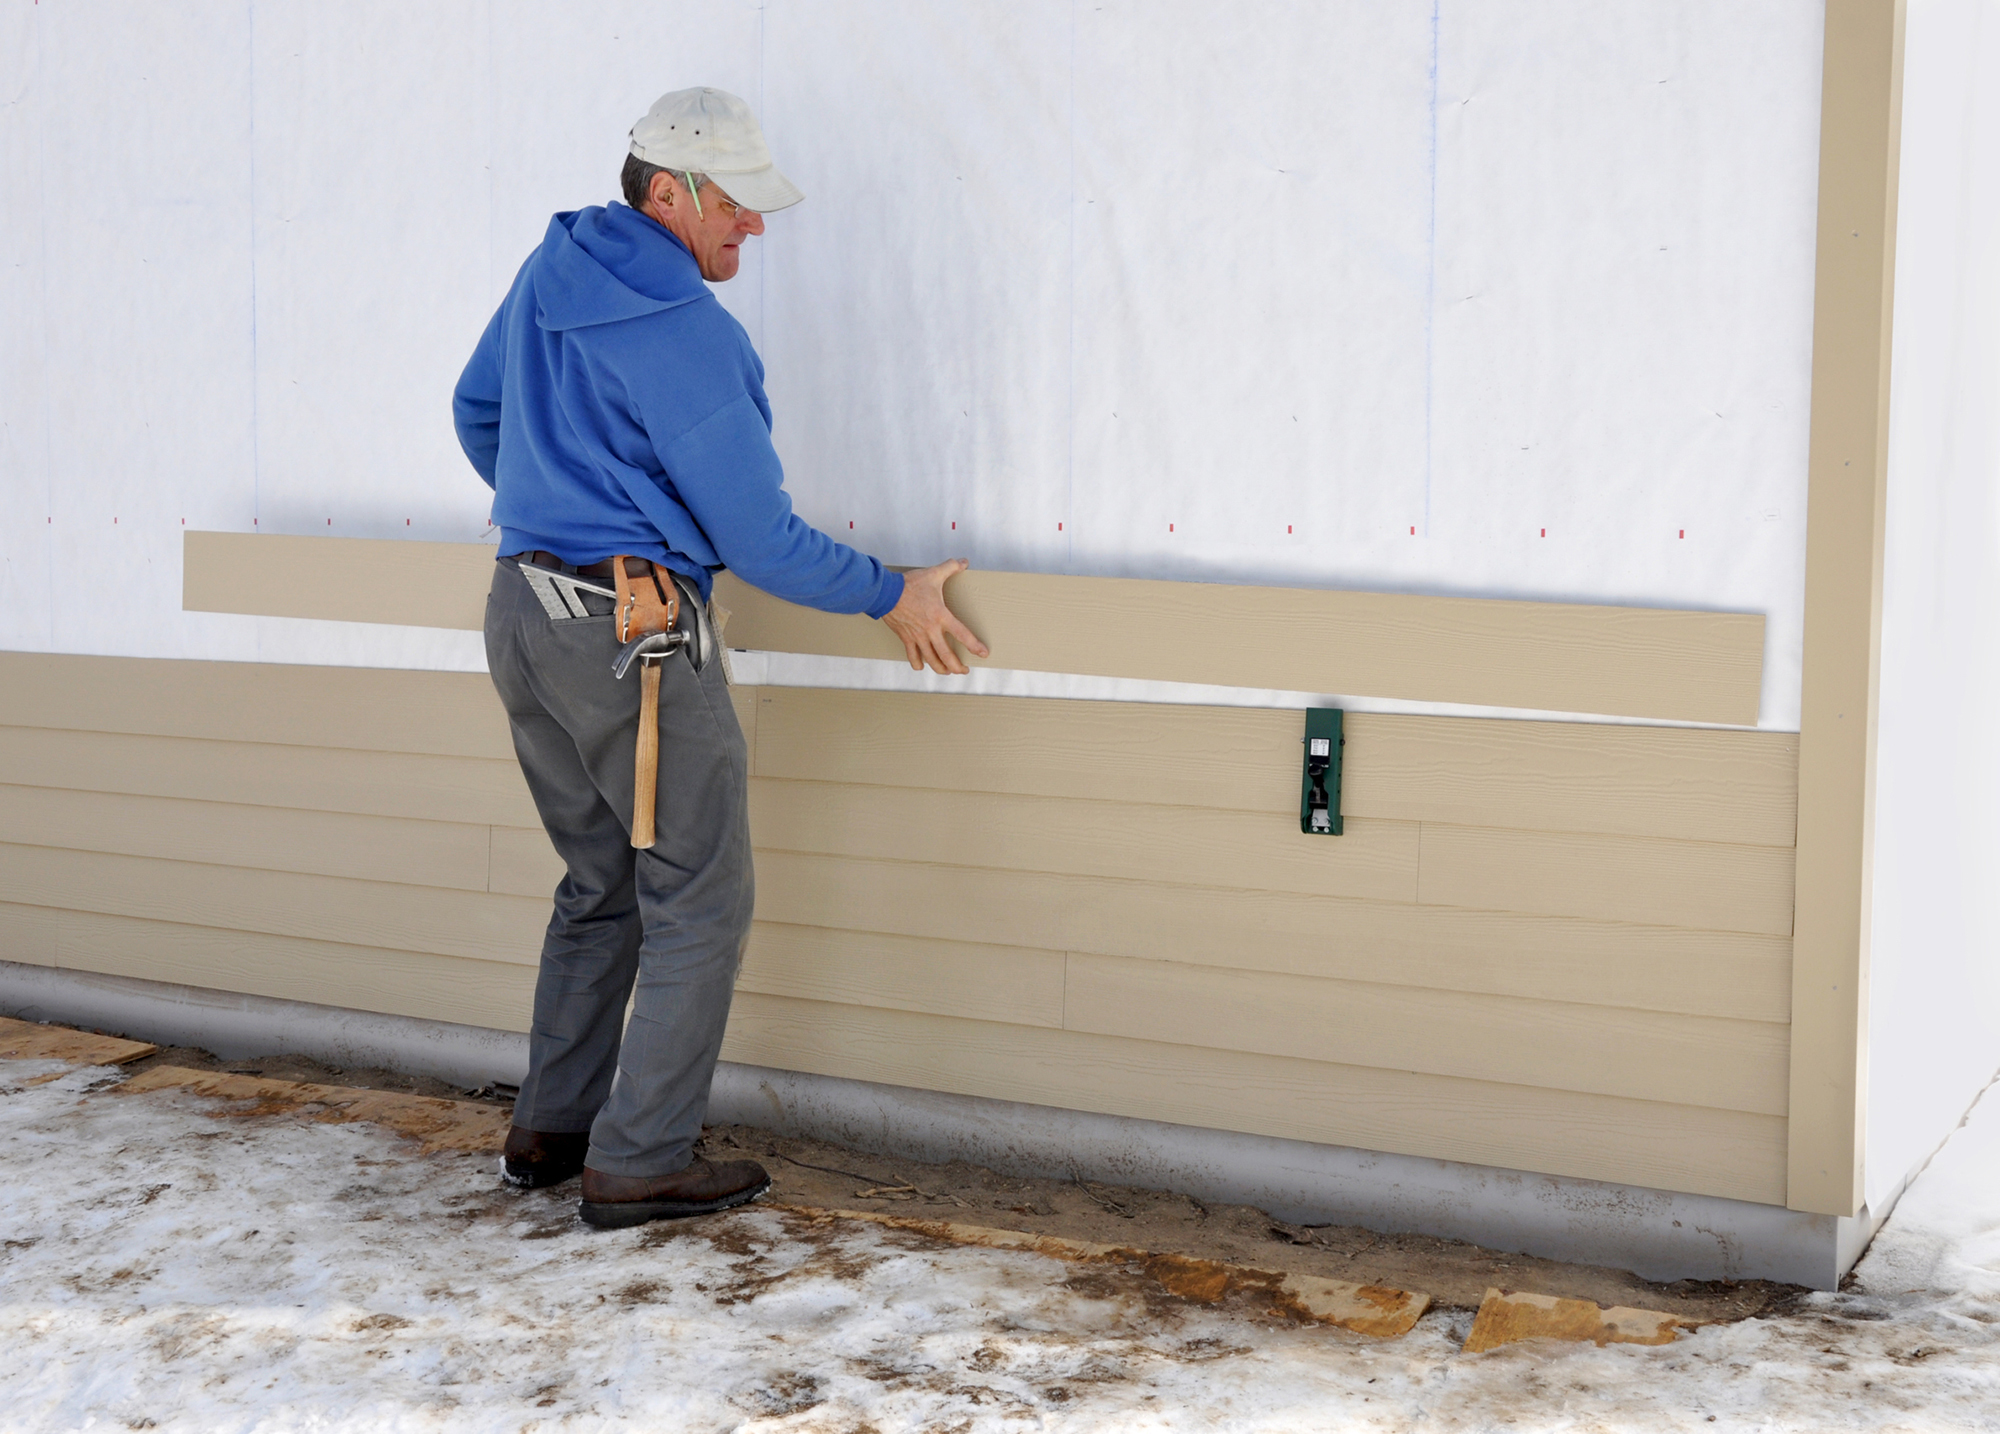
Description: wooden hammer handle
631,659,662,849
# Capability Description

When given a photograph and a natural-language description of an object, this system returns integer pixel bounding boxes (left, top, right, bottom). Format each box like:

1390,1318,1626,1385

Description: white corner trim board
181,531,1765,725
0,960,1873,1290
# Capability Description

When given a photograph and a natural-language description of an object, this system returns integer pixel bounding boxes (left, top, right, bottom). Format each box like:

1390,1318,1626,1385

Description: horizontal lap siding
749,688,1799,846
0,902,537,1034
720,994,1788,1205
0,653,1796,1203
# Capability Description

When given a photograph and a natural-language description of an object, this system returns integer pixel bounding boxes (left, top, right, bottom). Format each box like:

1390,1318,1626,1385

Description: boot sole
499,1156,586,1190
578,1176,772,1229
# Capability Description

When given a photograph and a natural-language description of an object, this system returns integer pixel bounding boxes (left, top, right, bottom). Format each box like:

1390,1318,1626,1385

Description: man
452,87,986,1230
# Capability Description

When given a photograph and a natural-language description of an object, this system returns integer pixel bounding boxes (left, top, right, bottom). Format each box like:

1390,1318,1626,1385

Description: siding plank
0,784,493,893
0,652,515,758
718,572,1765,726
0,844,547,966
489,825,564,898
181,531,1766,724
1063,953,1788,1116
720,993,1789,1205
742,923,1065,1028
751,851,1792,1022
0,902,535,1033
747,778,1420,902
0,725,540,827
751,688,1798,846
1418,824,1798,936
1345,715,1798,848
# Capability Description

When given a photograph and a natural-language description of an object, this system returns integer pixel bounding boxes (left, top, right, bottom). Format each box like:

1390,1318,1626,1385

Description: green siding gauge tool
1300,707,1344,836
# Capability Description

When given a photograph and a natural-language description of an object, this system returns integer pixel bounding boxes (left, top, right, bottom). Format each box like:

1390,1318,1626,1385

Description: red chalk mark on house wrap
1540,528,1546,537
1679,529,1685,538
1410,526,1416,535
848,521,854,529
1058,522,1063,531
1287,525,1292,534
1169,523,1174,532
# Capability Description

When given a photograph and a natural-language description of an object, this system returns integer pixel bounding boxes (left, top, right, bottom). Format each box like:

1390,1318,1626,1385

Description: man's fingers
944,614,989,660
923,628,968,676
898,633,924,671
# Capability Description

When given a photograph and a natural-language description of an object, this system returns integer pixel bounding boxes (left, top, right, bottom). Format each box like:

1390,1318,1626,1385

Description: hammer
614,629,688,849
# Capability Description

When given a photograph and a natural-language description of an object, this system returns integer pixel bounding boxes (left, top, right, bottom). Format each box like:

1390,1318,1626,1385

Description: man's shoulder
589,292,757,375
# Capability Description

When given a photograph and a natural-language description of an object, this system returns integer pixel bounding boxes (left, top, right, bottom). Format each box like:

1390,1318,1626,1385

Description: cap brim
704,164,803,213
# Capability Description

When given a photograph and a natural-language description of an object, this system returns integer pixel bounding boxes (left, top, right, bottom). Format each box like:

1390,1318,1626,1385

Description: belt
517,550,625,579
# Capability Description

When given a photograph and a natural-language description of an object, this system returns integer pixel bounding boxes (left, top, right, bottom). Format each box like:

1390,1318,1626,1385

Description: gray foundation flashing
0,959,1869,1289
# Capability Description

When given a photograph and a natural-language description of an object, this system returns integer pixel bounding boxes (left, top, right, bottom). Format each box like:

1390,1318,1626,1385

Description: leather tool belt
614,557,678,643
511,553,711,850
512,553,709,675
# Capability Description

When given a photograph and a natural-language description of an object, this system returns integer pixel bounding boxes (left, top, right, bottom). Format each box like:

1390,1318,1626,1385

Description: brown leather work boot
578,1157,771,1229
501,1126,591,1189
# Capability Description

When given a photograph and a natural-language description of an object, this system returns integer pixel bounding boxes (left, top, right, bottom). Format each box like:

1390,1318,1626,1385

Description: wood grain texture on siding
183,530,499,631
0,654,760,767
0,843,546,967
488,824,565,897
746,778,1421,903
0,902,536,1034
718,573,1764,725
1417,825,1797,937
0,783,493,893
720,993,1789,1205
749,851,1792,1022
741,923,1066,1028
1062,953,1788,1116
0,652,515,758
1344,716,1798,848
750,688,1798,846
0,725,542,828
180,530,1764,723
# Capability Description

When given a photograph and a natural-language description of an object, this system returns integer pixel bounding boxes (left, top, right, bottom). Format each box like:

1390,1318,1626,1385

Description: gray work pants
483,556,753,1178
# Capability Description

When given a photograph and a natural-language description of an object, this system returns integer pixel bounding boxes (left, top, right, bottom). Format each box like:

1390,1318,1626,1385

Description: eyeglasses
685,173,756,222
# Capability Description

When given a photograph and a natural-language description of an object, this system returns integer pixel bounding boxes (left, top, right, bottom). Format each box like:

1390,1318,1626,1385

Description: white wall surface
1,2,1823,724
1865,0,2000,1212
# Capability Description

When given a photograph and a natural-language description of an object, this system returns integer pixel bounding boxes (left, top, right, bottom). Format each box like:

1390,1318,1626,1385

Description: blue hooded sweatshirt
452,203,903,617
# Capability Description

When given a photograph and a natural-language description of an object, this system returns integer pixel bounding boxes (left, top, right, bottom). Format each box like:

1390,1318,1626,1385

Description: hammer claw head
612,630,685,679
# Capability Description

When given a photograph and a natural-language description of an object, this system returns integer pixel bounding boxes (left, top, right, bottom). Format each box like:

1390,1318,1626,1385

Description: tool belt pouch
613,557,680,642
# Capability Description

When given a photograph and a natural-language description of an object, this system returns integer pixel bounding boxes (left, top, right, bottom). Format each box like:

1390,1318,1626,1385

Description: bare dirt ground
126,1040,1804,1323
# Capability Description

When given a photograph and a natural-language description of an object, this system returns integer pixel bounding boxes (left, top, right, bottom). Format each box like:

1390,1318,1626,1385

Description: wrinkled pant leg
483,557,753,1175
484,561,644,1135
579,650,754,1178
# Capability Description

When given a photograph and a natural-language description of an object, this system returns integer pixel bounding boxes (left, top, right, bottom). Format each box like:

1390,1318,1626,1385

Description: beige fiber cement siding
1787,0,1907,1216
0,651,1794,1205
181,531,1765,725
749,688,1799,847
719,995,1789,1205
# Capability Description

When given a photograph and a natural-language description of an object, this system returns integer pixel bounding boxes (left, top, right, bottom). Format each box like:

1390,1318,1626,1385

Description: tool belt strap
613,557,680,643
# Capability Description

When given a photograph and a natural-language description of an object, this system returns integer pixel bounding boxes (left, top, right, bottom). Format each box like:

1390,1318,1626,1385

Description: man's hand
881,559,990,675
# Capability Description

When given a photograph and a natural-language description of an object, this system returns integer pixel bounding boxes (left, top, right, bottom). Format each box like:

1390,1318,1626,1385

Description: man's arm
653,396,988,673
653,394,900,613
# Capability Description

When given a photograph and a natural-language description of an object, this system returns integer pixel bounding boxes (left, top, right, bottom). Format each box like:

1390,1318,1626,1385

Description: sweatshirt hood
533,203,709,332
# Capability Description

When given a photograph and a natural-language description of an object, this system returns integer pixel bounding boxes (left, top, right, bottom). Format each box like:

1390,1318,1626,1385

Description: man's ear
648,171,677,212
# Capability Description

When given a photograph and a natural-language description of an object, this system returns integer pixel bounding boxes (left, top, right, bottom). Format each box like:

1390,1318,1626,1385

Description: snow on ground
1,1059,1997,1433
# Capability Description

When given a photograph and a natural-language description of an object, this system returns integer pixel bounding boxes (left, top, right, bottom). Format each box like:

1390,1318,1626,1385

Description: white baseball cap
628,88,804,213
